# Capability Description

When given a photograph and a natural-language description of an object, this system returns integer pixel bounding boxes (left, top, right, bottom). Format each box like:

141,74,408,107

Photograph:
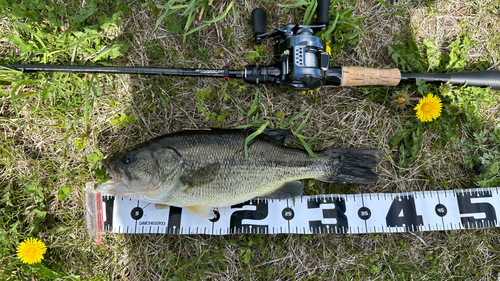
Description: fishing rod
2,0,500,91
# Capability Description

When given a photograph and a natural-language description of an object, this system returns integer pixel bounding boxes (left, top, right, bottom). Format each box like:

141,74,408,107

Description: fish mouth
97,162,130,194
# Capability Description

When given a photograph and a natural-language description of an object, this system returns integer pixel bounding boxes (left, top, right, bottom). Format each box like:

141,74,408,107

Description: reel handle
251,8,267,37
316,0,330,26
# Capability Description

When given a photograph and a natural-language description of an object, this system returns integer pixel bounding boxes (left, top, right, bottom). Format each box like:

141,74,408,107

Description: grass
1,0,500,280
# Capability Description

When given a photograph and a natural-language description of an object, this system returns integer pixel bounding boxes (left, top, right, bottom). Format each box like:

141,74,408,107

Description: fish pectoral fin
186,205,216,219
263,181,304,199
154,204,170,210
180,162,220,189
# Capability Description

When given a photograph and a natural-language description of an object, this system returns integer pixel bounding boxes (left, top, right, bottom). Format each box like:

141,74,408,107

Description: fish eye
122,156,132,164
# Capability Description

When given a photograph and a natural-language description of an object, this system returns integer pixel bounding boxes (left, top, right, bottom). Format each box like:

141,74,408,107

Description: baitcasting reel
243,0,332,90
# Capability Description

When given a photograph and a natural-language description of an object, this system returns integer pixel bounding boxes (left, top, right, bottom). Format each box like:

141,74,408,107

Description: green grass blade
182,0,204,33
322,11,339,41
15,22,47,50
93,44,127,62
303,0,317,25
184,1,234,36
294,110,312,133
155,9,172,31
280,110,310,129
377,0,411,8
298,136,319,158
244,121,269,159
247,91,260,117
90,74,99,117
84,77,90,132
277,1,309,8
236,123,261,129
155,2,189,31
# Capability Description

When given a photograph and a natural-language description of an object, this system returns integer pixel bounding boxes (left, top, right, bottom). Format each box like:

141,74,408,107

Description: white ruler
85,186,500,244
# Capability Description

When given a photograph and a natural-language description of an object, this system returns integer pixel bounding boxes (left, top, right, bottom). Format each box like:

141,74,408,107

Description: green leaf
166,21,181,33
33,209,46,220
87,150,104,171
8,35,34,52
58,186,71,201
243,249,252,264
93,43,129,61
388,41,425,72
490,162,499,175
389,127,415,149
15,22,47,49
118,2,132,14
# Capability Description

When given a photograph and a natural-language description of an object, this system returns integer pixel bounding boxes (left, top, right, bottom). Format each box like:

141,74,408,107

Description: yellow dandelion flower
17,238,47,264
414,93,442,122
325,42,332,55
394,96,406,104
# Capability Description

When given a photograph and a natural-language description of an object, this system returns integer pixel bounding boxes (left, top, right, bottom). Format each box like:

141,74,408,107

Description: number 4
385,196,423,231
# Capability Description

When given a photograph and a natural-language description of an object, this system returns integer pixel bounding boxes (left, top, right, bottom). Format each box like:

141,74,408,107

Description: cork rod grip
340,66,401,87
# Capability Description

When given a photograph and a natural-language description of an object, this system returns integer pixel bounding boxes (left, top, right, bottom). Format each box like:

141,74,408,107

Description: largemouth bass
97,129,381,218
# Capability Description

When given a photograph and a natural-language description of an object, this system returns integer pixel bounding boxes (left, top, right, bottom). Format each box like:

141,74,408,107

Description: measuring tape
85,184,500,244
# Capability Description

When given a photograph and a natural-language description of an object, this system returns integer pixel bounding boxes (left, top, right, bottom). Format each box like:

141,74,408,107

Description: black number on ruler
230,200,268,234
166,207,182,234
307,197,348,234
457,191,497,228
385,196,423,230
102,196,115,230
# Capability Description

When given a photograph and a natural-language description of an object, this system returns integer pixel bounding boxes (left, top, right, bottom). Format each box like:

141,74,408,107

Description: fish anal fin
264,181,304,199
154,204,170,210
186,205,215,219
180,162,220,189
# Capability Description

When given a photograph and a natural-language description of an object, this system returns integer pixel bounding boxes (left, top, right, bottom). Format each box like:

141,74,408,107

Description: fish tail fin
317,148,382,184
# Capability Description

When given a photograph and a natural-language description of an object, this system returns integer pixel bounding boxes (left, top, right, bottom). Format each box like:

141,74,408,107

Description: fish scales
151,131,328,206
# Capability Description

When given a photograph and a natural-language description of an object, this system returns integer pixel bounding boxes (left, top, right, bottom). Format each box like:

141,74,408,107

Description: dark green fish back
149,129,316,168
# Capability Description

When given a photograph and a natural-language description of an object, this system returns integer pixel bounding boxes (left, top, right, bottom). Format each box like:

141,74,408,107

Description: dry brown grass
1,0,500,280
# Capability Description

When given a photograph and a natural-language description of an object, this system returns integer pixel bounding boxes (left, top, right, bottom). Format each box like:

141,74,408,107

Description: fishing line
85,184,500,244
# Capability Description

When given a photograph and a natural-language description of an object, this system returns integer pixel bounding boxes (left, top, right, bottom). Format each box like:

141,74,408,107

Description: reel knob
316,0,330,26
251,8,267,38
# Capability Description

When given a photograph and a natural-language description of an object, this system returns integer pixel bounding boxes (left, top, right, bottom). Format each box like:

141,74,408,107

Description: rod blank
400,71,500,90
1,64,245,78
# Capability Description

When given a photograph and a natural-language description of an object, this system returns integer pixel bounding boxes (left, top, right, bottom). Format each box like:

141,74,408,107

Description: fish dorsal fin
180,162,220,189
259,129,294,144
186,205,216,219
263,181,304,199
